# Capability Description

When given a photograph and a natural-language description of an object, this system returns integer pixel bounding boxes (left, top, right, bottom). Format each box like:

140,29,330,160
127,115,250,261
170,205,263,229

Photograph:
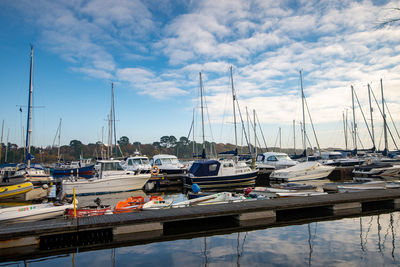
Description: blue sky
0,0,399,151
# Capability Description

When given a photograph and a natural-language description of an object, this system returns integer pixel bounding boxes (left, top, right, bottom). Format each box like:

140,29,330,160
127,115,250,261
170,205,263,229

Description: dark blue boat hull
52,164,95,175
184,170,258,189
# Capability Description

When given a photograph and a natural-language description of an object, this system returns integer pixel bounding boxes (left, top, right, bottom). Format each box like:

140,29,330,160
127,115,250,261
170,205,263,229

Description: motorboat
0,202,74,223
270,161,335,182
256,152,298,172
62,160,150,196
150,154,187,176
121,155,152,174
184,159,258,189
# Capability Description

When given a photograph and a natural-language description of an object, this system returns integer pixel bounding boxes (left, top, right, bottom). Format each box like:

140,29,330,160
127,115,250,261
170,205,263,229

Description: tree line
0,135,270,164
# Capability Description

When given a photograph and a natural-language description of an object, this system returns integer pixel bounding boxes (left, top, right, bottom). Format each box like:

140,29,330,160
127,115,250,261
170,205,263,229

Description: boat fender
150,166,160,175
192,183,200,193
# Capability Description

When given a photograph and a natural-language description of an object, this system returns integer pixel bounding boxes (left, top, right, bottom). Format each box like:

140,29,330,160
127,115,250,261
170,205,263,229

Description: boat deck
1,189,400,261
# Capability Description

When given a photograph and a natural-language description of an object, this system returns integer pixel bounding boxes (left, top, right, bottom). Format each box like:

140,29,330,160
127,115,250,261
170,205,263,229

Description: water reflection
3,212,400,266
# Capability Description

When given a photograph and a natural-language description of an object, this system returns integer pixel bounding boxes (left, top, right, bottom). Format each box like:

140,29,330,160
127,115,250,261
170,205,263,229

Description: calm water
3,211,399,266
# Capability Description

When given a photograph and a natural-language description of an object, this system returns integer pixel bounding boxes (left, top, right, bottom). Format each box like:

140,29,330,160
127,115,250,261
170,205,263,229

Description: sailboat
270,71,334,181
184,69,258,189
0,46,54,201
62,83,150,196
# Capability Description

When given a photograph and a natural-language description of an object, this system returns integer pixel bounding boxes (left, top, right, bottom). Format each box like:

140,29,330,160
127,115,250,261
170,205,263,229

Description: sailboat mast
342,111,348,150
5,128,9,163
381,79,388,154
254,109,256,155
0,120,3,163
26,45,34,168
112,83,117,159
300,70,306,154
351,85,357,152
367,84,375,150
199,72,206,155
192,108,196,157
293,120,296,154
230,66,238,151
57,118,62,162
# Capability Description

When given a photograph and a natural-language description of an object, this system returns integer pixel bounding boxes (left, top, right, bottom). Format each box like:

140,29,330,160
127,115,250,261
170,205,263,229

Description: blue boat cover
189,160,220,177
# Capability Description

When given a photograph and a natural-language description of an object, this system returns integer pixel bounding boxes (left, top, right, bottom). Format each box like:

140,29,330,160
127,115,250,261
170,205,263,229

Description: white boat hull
270,162,335,181
0,203,74,222
62,173,150,196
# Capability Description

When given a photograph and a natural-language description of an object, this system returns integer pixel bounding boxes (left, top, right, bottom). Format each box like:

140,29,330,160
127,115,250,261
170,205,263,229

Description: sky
0,0,399,151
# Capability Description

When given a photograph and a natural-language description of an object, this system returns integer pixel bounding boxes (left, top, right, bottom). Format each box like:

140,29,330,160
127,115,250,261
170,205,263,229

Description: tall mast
57,118,62,162
342,111,348,150
381,79,388,154
5,128,9,163
112,83,117,159
279,127,282,152
192,108,196,157
367,84,375,150
26,45,34,168
253,109,256,155
293,120,296,154
300,70,306,154
199,72,206,157
230,66,238,151
351,85,357,152
0,120,3,163
246,107,250,147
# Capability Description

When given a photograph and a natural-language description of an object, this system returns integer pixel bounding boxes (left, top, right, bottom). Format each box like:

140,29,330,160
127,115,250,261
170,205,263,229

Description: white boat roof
126,155,149,159
152,154,178,159
97,160,122,163
261,152,290,157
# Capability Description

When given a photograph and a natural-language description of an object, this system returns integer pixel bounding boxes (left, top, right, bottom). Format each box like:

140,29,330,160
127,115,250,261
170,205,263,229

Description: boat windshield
102,162,124,171
161,158,179,164
276,155,292,161
130,158,149,165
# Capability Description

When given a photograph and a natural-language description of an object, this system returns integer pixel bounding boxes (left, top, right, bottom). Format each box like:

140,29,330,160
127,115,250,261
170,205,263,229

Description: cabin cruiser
270,161,335,182
150,154,187,175
121,155,152,174
184,159,258,189
62,160,150,196
256,152,298,172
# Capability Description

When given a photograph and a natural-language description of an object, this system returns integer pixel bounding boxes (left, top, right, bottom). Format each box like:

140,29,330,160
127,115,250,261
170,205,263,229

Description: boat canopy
189,160,220,177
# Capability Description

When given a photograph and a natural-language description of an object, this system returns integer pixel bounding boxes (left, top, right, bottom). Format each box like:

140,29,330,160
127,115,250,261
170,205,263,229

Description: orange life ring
366,158,372,165
151,166,160,175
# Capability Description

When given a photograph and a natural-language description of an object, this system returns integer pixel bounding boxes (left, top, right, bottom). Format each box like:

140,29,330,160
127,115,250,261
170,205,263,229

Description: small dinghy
64,198,112,218
142,198,173,210
0,182,34,199
0,201,74,223
114,196,167,213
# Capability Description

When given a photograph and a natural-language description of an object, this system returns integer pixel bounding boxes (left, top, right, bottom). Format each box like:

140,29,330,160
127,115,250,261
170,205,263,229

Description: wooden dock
1,189,400,262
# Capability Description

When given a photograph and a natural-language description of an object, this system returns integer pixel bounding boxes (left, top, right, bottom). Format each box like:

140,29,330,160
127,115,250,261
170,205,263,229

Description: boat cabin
256,152,297,169
189,160,220,177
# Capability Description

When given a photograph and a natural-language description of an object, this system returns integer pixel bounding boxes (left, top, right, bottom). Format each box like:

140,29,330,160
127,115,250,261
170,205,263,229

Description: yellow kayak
0,182,34,199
